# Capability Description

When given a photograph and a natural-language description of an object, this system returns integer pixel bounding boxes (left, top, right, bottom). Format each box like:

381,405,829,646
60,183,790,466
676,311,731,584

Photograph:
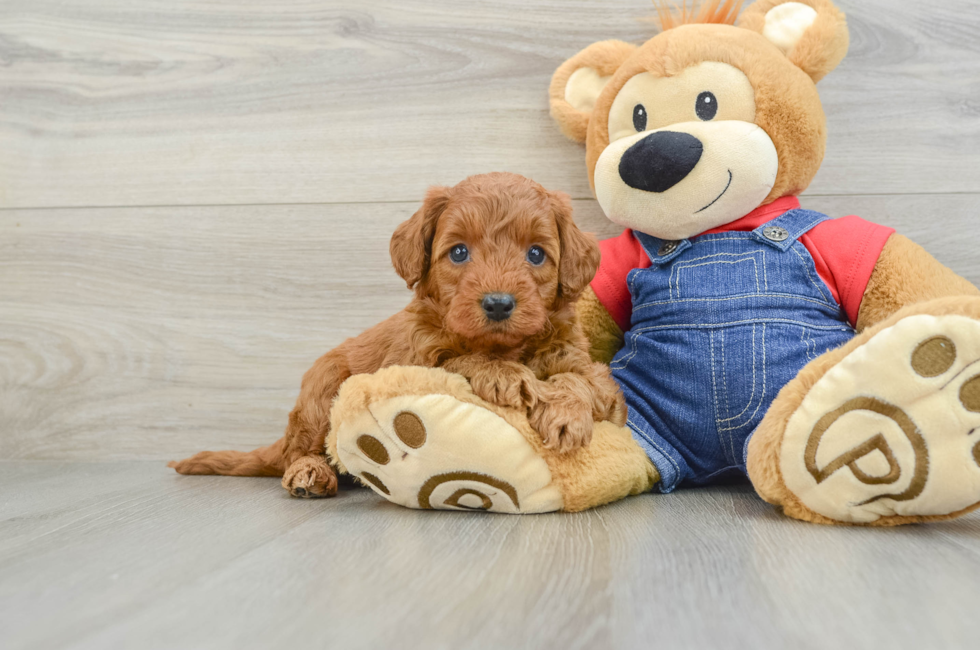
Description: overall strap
634,231,692,266
750,208,832,251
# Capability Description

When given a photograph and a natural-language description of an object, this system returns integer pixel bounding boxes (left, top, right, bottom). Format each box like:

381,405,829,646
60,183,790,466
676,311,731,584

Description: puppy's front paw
282,455,338,498
529,396,594,453
468,366,535,410
592,374,628,426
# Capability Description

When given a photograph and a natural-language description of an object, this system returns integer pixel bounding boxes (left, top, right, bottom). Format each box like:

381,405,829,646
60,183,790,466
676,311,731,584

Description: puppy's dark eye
449,244,469,264
632,104,647,132
696,91,717,121
526,245,546,266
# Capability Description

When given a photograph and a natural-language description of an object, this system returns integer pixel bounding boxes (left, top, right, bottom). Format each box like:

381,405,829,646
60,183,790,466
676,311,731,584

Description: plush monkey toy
328,0,980,525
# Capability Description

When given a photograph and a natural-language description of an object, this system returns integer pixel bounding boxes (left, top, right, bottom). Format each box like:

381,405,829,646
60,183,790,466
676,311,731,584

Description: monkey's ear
551,190,600,301
549,40,637,143
390,186,451,289
739,0,849,83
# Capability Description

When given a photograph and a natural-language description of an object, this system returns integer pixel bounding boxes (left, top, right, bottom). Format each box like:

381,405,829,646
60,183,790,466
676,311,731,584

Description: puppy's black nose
619,131,703,193
482,293,515,322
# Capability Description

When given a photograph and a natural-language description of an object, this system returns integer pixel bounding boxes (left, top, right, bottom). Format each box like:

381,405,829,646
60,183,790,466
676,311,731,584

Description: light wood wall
2,0,979,459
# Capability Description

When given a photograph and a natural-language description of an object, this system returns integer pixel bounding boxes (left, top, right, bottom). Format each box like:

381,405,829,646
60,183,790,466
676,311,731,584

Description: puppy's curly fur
170,172,626,497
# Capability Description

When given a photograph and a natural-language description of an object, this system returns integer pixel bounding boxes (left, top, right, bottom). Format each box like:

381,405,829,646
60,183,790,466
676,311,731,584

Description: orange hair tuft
651,0,743,31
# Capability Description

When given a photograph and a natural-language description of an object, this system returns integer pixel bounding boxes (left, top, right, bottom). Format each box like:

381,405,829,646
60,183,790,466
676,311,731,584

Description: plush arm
575,286,625,364
855,234,980,332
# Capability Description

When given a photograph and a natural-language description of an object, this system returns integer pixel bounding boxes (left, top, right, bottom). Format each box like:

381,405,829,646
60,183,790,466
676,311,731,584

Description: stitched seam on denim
743,430,754,466
670,251,760,263
719,329,737,460
762,250,769,292
793,214,830,239
751,212,830,251
709,330,723,449
667,250,761,295
669,262,677,300
610,327,642,369
807,328,817,360
710,331,732,462
627,416,681,476
719,323,767,432
668,252,761,278
800,326,816,361
721,329,731,421
627,318,853,333
609,335,636,370
790,244,834,304
635,232,658,261
749,323,768,427
781,216,826,241
718,323,757,424
650,251,688,266
765,210,829,239
627,268,639,304
626,419,681,486
699,465,745,482
632,293,842,311
671,258,761,299
691,235,755,243
752,231,791,251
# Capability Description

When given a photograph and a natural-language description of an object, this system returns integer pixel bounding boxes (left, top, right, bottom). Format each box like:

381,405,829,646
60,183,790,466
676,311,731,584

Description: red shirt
591,196,895,332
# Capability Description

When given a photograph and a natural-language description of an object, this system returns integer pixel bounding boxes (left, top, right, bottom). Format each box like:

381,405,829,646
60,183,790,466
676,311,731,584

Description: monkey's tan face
553,1,847,240
594,62,778,240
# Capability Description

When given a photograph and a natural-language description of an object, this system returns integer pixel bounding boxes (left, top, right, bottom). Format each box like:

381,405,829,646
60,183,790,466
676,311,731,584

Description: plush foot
777,314,980,524
282,455,338,498
329,373,564,513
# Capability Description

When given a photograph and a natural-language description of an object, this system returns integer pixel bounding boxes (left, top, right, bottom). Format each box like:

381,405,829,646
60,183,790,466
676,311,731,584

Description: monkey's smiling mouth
695,169,733,214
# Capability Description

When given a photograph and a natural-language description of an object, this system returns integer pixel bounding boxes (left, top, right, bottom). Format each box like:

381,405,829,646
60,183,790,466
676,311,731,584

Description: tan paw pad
333,393,563,514
781,315,980,523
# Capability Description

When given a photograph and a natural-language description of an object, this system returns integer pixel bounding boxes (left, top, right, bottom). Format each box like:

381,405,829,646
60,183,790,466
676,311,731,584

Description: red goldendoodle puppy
170,172,626,497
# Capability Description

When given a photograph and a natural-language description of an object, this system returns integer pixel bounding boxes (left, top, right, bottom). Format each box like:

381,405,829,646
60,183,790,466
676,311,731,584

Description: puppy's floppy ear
390,186,451,289
549,40,637,143
551,191,600,301
739,0,849,83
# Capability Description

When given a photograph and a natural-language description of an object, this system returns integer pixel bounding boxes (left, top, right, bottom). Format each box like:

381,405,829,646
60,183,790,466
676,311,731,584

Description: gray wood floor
2,1,980,648
4,462,980,650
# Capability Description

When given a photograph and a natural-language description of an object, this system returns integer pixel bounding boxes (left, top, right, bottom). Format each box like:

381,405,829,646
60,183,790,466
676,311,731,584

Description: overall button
763,226,789,242
658,241,679,256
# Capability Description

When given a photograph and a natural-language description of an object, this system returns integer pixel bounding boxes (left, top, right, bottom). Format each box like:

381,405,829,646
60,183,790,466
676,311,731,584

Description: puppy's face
390,173,599,350
429,195,558,349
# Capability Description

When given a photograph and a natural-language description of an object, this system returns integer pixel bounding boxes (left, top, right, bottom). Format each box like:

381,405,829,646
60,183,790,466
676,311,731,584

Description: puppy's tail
168,437,287,477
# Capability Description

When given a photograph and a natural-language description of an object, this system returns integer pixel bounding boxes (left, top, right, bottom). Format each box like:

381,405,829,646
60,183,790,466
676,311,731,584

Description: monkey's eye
696,91,718,121
449,244,469,264
526,245,546,266
632,104,647,132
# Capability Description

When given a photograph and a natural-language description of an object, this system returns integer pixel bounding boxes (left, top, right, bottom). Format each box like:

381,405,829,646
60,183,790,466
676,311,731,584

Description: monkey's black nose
619,131,703,193
482,293,516,322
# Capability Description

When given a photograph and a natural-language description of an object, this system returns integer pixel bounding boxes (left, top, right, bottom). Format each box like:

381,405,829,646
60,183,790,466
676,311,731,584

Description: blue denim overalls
610,209,856,491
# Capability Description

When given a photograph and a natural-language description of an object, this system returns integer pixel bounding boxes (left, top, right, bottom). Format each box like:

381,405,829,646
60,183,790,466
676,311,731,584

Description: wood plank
1,0,979,208
1,194,979,460
1,461,979,650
